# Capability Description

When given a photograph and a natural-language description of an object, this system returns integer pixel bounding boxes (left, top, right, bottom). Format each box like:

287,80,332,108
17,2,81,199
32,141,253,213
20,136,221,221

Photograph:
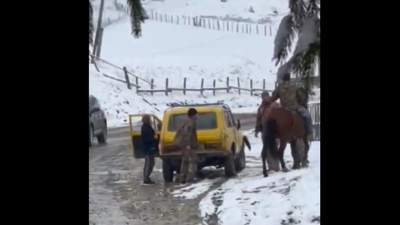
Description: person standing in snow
173,108,199,184
255,91,281,171
141,114,157,185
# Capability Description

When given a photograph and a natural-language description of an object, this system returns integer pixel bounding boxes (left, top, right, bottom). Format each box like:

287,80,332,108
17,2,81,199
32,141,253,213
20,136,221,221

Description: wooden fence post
150,78,154,96
226,77,229,93
264,25,267,36
123,67,131,90
183,77,187,95
135,77,139,93
213,79,216,96
250,79,253,96
256,25,259,35
208,19,211,29
237,77,241,95
165,78,169,96
226,21,229,31
200,79,204,95
269,26,272,36
236,23,239,33
263,79,266,90
217,20,220,30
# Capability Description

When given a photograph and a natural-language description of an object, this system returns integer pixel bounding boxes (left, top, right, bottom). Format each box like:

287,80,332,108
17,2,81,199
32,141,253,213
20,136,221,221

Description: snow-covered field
169,132,320,225
92,0,128,27
90,0,319,128
90,19,277,127
142,0,288,25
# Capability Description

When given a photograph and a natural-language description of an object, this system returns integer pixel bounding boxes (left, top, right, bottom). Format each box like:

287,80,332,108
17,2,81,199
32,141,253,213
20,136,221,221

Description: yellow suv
128,103,251,182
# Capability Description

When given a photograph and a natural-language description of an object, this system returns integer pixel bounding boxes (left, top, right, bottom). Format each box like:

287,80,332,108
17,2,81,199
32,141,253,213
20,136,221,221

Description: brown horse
261,107,311,177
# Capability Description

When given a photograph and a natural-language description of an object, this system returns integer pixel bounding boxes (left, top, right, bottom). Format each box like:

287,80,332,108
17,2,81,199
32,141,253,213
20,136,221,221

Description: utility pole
92,0,105,57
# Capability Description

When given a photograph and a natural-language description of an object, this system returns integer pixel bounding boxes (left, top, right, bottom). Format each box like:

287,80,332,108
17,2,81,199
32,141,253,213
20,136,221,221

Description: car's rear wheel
235,143,246,172
89,125,94,147
97,123,107,144
224,152,237,177
162,159,174,182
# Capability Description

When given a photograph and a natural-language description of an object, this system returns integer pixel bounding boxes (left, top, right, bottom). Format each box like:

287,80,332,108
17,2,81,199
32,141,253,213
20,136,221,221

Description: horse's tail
266,118,279,158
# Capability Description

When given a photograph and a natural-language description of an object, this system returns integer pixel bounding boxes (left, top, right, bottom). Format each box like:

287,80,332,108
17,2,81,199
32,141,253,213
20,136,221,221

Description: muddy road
89,113,257,225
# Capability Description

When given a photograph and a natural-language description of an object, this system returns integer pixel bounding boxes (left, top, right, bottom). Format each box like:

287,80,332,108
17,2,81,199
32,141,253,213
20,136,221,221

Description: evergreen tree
89,0,145,46
273,0,320,102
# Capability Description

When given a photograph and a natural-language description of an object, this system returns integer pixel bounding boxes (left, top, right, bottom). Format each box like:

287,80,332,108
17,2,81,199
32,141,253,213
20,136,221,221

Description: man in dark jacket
141,114,157,185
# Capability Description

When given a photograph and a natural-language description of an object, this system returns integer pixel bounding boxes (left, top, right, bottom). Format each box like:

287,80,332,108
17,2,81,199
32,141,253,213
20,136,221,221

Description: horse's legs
290,139,301,169
279,141,289,172
261,146,268,177
302,136,311,167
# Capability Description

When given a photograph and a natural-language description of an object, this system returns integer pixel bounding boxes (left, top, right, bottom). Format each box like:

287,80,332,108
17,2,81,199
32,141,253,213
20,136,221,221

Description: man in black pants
141,114,157,185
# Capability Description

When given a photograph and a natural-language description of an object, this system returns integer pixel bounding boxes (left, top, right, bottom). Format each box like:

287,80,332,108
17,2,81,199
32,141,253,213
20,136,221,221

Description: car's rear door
128,114,162,159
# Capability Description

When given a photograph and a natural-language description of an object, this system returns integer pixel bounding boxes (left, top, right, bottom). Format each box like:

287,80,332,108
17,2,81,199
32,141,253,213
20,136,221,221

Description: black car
89,95,107,146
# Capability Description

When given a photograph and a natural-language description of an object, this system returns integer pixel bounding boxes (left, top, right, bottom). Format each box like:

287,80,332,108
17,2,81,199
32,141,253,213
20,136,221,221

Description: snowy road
89,113,255,224
89,113,320,225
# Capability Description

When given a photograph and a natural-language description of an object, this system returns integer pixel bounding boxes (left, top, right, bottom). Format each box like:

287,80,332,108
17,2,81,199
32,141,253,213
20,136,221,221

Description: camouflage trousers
176,149,198,183
262,132,280,171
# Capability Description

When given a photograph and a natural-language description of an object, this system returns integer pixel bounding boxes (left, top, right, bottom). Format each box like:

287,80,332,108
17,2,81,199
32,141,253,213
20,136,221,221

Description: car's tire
97,124,107,144
224,152,237,177
162,159,174,182
89,125,94,147
235,143,246,172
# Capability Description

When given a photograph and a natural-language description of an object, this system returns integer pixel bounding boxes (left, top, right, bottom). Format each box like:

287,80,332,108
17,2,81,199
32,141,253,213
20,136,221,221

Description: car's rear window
167,112,218,131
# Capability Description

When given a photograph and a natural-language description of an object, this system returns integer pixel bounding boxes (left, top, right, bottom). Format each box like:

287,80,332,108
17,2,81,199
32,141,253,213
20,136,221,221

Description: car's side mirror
236,119,241,130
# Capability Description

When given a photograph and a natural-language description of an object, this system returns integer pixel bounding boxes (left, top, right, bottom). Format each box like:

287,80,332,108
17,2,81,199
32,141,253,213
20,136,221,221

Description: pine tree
273,0,320,103
89,0,145,46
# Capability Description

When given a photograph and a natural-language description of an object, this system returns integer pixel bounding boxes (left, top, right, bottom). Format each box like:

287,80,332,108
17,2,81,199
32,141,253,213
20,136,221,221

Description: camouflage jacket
271,81,304,112
173,118,198,149
255,102,280,133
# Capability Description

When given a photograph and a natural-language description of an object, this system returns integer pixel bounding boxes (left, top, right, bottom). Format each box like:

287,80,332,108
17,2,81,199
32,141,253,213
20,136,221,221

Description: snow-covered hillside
142,0,288,24
92,0,127,27
90,19,278,127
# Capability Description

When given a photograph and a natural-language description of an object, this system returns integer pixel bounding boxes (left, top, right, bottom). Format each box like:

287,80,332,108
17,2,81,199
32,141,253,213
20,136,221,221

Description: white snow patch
200,137,320,225
171,179,221,199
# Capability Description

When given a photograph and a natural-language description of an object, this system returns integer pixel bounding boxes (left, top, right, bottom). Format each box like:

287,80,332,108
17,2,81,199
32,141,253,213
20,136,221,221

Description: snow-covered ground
169,131,320,225
90,19,277,127
90,0,319,128
92,0,128,27
142,0,288,24
200,136,320,225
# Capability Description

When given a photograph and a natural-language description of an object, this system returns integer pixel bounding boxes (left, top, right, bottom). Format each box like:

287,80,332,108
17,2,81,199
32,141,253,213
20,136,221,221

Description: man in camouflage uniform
173,108,199,184
255,91,281,171
270,73,313,141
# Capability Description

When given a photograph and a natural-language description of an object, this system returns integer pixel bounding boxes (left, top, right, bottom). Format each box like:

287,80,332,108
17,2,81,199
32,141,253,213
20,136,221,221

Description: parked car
128,102,251,182
89,95,107,146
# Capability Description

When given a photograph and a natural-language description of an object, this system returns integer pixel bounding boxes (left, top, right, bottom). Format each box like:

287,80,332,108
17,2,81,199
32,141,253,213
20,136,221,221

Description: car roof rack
167,101,231,110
